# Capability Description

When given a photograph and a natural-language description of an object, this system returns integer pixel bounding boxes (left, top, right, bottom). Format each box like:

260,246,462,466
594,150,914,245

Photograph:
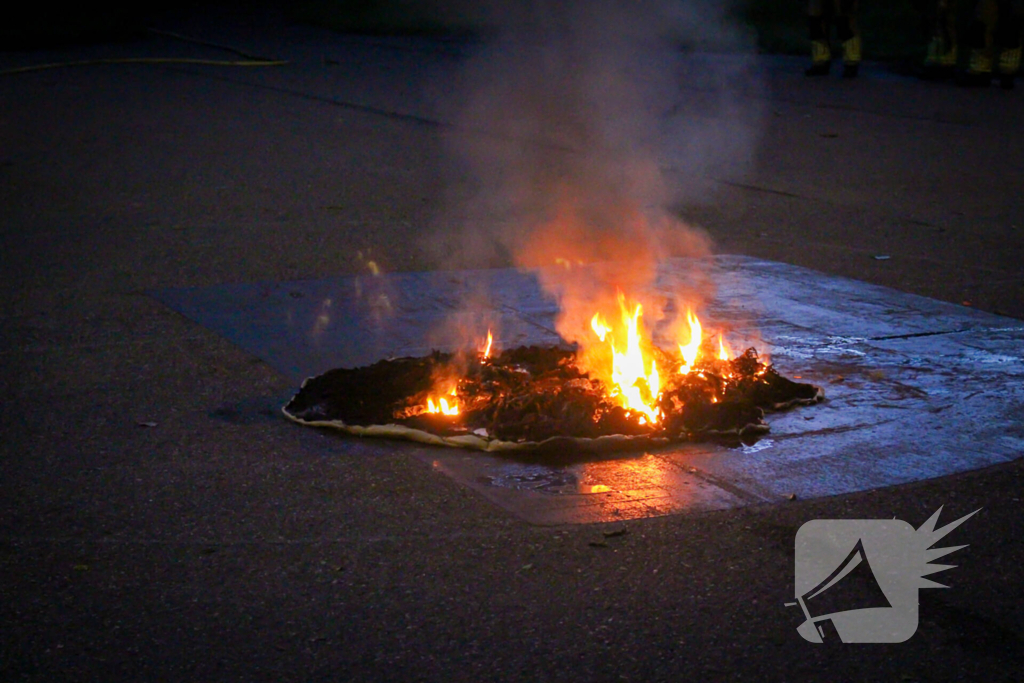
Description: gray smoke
426,0,765,346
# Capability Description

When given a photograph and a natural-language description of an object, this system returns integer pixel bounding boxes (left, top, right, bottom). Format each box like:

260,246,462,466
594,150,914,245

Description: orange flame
591,294,661,424
482,330,493,359
679,309,702,373
425,387,459,416
416,298,738,428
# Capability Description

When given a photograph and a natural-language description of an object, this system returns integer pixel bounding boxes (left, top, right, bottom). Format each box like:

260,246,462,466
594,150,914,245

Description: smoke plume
428,0,764,351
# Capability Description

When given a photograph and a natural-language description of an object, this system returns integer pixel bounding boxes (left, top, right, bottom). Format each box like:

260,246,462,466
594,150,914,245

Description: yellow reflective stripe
969,49,993,74
811,41,831,63
940,45,958,67
926,40,958,67
843,36,861,64
999,47,1021,74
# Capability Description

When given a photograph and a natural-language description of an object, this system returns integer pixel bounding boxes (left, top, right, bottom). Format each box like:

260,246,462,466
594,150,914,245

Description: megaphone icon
792,538,892,642
791,509,978,643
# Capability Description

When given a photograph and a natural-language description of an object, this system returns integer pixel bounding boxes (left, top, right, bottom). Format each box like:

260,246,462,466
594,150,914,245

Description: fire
425,387,459,416
679,309,702,373
418,298,736,429
481,330,493,359
590,294,661,424
420,328,490,417
586,298,738,427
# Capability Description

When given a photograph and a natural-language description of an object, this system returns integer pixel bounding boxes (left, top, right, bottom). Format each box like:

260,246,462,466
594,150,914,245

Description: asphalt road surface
2,6,1022,682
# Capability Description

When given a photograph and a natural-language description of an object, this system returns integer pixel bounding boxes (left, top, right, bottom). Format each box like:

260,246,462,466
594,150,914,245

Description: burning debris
378,3,768,455
283,303,823,453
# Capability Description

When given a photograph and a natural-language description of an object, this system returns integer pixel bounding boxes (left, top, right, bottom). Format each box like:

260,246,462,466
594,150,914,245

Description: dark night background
2,1,1022,681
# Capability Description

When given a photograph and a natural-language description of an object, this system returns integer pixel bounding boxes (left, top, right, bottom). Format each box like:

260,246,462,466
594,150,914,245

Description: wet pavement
155,255,1024,525
2,6,1023,682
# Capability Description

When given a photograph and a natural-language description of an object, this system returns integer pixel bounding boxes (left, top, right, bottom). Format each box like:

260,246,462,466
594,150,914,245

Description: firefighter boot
923,37,957,79
998,46,1020,89
842,35,862,78
806,16,831,76
958,48,993,86
958,17,994,86
996,8,1021,89
806,41,832,76
835,16,860,78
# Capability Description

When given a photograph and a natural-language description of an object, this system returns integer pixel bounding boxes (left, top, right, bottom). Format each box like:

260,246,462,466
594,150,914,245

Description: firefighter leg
996,0,1022,88
837,0,861,78
924,0,959,77
806,0,832,76
959,0,998,85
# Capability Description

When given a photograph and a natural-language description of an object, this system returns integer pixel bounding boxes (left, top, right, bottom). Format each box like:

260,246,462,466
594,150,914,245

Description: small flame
591,313,611,342
679,309,702,373
482,330,493,359
718,334,730,361
425,387,459,415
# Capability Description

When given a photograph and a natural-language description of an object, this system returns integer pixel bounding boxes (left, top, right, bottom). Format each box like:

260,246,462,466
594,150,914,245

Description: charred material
284,345,824,449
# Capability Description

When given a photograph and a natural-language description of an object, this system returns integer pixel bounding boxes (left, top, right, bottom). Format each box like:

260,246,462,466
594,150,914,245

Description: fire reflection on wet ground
153,256,1024,524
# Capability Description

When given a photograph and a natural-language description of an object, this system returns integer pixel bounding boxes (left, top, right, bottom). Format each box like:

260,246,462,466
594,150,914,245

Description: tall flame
679,309,702,373
482,330,493,359
591,294,661,424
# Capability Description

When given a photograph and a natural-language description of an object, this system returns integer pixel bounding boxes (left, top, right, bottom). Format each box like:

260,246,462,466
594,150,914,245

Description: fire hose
0,27,288,76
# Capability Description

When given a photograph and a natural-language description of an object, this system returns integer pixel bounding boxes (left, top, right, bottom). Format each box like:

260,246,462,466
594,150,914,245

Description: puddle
478,464,620,495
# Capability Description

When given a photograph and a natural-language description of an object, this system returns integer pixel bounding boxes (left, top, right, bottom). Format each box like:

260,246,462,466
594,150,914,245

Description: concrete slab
152,255,1024,524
